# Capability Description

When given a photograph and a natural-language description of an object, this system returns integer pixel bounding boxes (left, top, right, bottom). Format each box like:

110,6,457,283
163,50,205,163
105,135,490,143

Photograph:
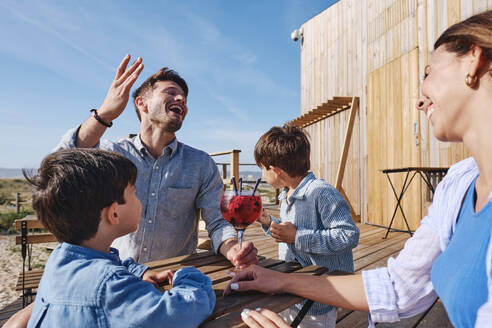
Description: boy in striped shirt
254,126,359,328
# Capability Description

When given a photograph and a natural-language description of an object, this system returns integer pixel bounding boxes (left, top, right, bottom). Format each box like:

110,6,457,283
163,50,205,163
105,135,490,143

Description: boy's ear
270,166,283,175
102,202,120,226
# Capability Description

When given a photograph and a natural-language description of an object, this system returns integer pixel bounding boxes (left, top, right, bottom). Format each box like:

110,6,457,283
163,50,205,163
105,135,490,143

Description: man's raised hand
98,55,144,122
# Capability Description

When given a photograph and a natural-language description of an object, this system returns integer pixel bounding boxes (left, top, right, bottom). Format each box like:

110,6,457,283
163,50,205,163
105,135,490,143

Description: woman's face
416,45,471,142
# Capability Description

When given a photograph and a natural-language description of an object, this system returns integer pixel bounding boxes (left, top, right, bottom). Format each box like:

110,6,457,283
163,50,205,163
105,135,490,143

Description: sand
0,235,54,309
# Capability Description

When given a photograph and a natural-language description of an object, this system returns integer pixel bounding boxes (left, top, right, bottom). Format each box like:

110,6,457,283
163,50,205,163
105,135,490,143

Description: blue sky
0,0,337,169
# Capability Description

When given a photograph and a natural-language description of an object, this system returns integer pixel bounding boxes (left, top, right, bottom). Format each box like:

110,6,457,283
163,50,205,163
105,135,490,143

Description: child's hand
270,222,297,244
258,208,271,226
142,269,174,289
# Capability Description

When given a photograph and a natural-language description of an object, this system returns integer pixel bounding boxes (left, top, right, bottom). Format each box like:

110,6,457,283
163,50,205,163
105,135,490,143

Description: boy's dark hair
24,149,137,245
132,67,189,121
254,125,310,177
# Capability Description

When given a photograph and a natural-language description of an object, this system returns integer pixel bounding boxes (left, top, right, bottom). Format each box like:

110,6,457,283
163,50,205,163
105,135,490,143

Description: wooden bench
14,215,57,306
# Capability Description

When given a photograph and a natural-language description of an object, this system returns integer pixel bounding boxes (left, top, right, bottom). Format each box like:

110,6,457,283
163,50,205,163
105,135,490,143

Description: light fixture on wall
291,28,303,42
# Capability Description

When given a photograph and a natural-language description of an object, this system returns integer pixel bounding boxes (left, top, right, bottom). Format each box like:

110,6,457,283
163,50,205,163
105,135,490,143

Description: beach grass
0,178,33,234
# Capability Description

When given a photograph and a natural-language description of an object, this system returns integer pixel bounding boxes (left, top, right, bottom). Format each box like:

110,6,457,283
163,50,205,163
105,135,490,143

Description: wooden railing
209,149,241,185
209,150,279,205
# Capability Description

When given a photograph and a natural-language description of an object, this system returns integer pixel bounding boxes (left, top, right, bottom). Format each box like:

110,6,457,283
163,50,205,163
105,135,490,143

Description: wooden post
335,97,359,189
230,150,240,182
221,164,227,181
16,192,20,214
334,97,360,222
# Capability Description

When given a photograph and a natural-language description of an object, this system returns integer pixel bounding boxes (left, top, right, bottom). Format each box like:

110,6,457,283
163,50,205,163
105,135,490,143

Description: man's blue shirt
55,127,237,262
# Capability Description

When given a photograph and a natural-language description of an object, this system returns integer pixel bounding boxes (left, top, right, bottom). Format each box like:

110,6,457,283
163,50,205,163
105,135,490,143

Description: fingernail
241,308,250,319
230,283,239,290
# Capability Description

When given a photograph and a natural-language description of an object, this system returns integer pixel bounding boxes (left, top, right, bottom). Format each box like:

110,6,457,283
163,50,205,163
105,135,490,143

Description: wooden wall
298,0,488,229
301,0,365,219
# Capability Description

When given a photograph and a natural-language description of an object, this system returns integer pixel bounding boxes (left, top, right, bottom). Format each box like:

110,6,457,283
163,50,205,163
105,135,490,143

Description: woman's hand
241,308,290,328
224,265,285,295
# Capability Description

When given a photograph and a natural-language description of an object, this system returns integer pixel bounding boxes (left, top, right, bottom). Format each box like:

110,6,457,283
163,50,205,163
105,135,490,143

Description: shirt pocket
165,187,196,218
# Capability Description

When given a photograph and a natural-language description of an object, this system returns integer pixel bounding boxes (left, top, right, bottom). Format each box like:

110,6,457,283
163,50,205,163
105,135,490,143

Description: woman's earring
465,73,478,88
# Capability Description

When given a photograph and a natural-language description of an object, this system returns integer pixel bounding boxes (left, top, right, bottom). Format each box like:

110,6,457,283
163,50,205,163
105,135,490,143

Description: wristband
90,109,112,128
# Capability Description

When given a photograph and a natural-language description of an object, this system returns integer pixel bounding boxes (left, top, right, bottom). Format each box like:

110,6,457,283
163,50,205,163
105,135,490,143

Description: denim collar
279,172,315,203
60,242,121,264
134,134,178,159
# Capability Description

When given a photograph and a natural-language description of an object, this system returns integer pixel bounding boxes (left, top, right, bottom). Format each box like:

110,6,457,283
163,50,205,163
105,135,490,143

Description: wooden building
288,0,491,230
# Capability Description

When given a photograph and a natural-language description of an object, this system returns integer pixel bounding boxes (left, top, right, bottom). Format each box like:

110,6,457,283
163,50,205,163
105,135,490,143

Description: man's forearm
281,272,369,312
218,237,238,257
76,114,110,148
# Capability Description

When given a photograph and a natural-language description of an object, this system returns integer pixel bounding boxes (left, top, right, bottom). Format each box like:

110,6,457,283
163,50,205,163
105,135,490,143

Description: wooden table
144,250,329,328
2,223,453,327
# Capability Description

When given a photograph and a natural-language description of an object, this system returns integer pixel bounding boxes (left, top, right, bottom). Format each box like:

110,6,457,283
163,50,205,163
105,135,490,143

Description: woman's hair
254,125,310,177
435,10,492,69
24,149,137,245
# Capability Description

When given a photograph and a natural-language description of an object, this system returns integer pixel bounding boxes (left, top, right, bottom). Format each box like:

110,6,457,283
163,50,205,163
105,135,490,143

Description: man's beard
162,119,182,133
150,116,183,133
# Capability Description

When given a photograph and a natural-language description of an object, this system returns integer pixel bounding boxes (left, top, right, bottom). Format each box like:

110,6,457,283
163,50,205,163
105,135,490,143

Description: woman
227,9,492,328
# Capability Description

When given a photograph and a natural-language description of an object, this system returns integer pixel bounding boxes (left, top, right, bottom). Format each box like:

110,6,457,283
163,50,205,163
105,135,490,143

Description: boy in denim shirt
24,149,215,327
254,126,359,328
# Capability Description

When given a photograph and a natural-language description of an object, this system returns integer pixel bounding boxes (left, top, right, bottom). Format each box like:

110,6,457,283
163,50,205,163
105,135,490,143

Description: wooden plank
202,265,328,328
209,150,240,157
0,297,24,326
415,298,452,327
354,239,406,271
339,186,357,221
336,97,360,189
353,233,408,260
336,310,370,328
14,215,45,230
15,233,58,245
145,250,215,269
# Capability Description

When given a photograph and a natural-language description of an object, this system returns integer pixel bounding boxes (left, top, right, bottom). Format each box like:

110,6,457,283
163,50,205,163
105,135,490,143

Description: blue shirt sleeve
295,188,359,255
102,267,215,327
53,126,103,151
121,257,148,278
53,126,80,151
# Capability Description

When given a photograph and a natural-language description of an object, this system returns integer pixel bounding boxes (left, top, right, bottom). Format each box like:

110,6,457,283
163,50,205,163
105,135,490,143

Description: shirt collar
279,172,315,202
60,242,121,264
134,134,178,158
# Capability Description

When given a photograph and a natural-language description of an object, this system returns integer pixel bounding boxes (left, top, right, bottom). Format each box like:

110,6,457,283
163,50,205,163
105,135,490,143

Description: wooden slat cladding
297,0,488,229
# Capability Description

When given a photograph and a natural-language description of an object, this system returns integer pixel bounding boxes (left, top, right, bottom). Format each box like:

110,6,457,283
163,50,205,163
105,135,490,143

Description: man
55,54,258,267
4,54,258,328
